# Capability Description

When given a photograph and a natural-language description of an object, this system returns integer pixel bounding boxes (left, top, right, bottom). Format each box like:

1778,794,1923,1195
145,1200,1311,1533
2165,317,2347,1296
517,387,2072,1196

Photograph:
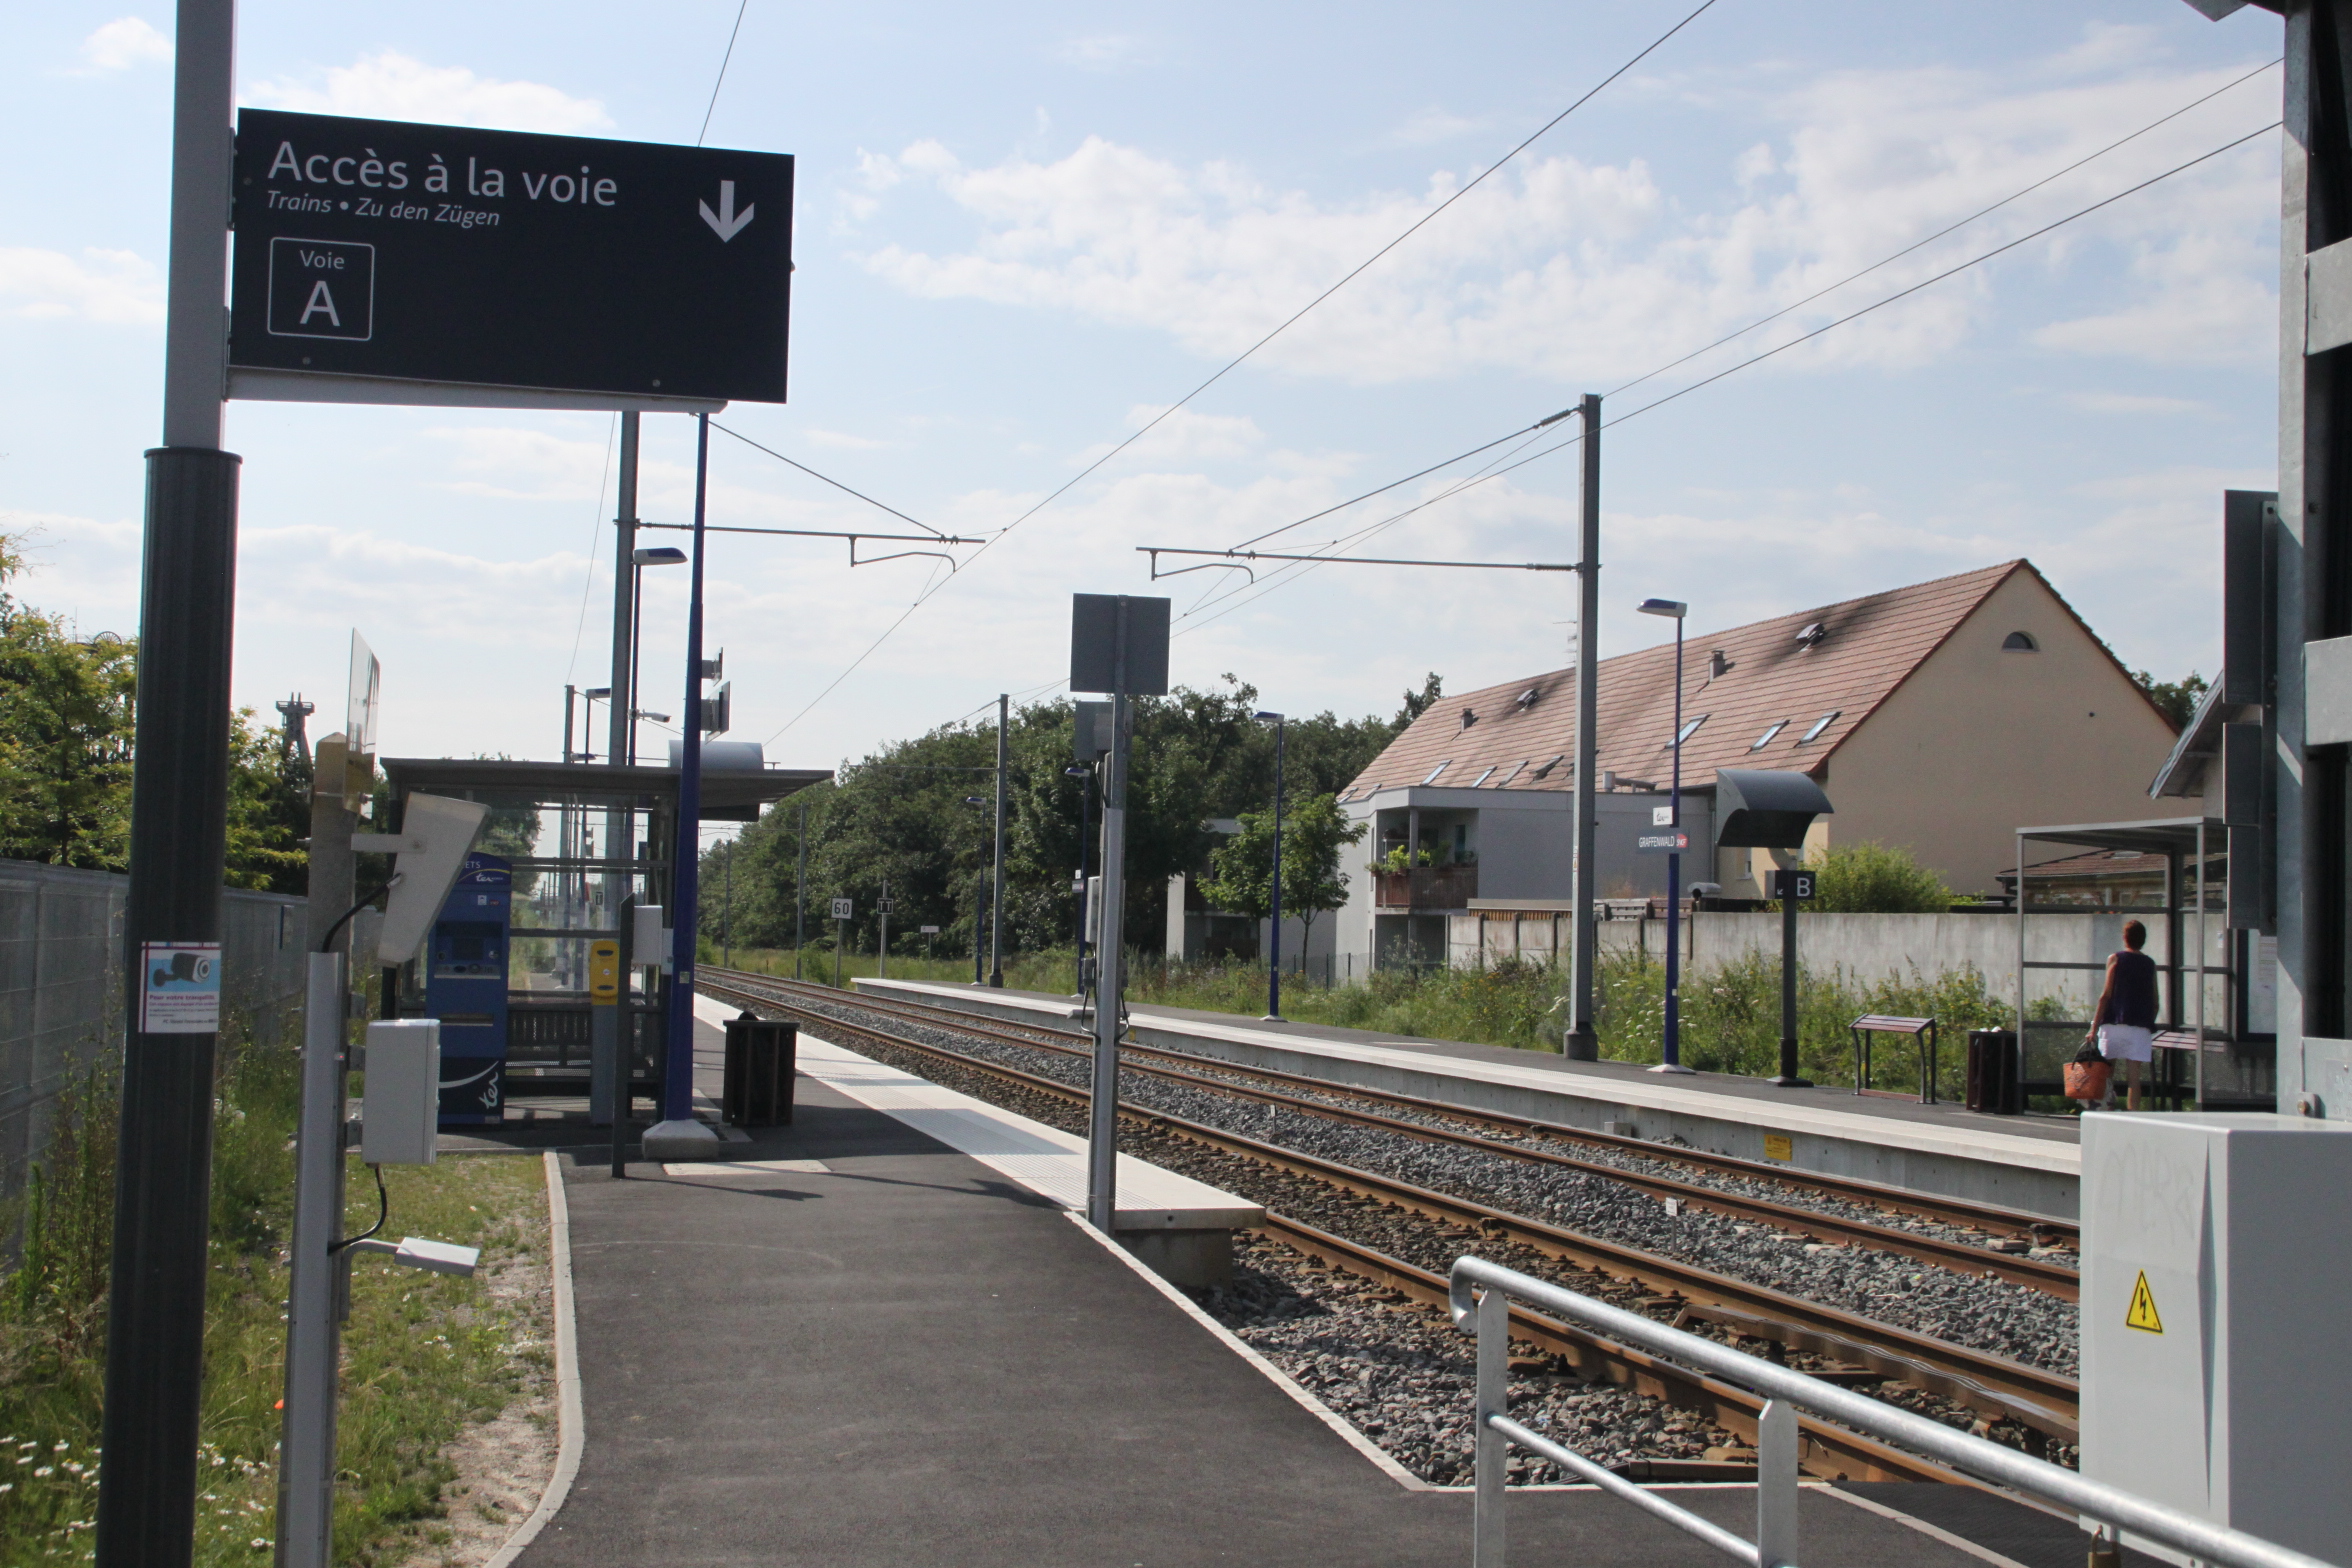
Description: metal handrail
1449,1255,2340,1568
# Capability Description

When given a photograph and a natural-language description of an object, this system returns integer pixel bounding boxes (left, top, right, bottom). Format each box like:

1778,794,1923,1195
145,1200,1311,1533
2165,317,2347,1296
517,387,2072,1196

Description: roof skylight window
1531,754,1565,779
1798,710,1840,744
1494,760,1527,786
1470,766,1496,787
1749,720,1787,751
1669,713,1708,747
1422,760,1452,785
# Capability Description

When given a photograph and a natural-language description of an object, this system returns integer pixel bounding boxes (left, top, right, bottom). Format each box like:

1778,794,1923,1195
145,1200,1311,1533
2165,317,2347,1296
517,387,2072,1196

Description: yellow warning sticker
1762,1134,1794,1162
2125,1271,2164,1334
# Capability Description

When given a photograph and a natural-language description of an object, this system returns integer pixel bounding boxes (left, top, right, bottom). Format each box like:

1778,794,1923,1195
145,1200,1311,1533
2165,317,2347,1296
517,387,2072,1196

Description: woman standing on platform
2085,919,2159,1113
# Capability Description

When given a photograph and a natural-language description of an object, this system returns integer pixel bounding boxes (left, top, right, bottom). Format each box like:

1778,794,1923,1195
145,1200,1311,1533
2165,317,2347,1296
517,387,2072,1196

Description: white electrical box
2082,1112,2352,1564
361,1019,441,1165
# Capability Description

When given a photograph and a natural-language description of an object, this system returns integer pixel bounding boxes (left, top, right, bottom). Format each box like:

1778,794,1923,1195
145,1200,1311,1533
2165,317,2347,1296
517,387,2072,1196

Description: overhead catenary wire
1173,118,2282,636
757,1,1721,743
562,414,620,682
697,0,752,147
710,421,951,538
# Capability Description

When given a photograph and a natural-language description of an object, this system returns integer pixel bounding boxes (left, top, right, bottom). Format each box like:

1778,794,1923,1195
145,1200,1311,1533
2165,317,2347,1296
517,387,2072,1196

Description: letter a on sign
2125,1270,2164,1334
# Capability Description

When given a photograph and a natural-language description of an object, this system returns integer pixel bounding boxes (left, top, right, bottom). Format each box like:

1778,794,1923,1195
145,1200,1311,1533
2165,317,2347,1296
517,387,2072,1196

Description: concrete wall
1822,569,2185,894
1448,906,2243,1023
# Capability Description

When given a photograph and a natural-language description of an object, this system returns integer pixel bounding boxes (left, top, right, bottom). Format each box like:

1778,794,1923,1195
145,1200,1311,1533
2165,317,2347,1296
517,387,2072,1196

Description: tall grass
0,1009,551,1565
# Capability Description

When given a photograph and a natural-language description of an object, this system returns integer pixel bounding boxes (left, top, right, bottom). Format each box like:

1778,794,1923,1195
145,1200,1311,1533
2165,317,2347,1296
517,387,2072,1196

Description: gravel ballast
768,987,2078,1376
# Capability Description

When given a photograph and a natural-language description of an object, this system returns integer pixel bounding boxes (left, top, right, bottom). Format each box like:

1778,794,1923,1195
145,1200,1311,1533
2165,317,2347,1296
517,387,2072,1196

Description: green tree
1396,672,1444,727
1202,793,1367,953
1804,841,1952,913
2132,668,2208,731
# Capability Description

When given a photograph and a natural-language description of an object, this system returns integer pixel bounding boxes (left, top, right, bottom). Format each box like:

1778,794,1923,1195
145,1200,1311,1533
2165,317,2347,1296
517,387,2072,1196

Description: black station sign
228,109,793,403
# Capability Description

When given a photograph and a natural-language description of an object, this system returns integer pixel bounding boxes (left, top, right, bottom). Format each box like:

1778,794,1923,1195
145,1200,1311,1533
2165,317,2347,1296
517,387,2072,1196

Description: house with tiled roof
1331,560,2182,973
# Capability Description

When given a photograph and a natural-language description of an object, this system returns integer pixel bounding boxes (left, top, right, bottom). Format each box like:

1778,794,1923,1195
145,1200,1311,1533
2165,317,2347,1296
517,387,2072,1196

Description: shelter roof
381,757,829,823
1343,560,2063,800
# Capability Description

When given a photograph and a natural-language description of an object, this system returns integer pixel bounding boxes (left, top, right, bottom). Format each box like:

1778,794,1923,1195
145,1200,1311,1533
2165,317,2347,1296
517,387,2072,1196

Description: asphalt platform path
514,1022,2031,1567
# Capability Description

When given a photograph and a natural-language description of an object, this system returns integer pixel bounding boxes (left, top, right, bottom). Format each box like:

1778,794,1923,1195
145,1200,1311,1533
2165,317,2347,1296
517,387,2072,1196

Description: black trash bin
1964,1028,2021,1114
723,1011,797,1127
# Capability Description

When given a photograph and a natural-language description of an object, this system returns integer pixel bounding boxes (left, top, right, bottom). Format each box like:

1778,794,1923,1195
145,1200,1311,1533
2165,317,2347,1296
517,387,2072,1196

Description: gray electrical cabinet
2081,1112,2352,1564
362,1019,443,1166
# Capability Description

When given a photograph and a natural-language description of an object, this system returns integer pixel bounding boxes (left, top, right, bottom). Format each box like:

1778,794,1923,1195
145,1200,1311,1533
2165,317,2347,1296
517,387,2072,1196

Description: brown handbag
2064,1056,2112,1102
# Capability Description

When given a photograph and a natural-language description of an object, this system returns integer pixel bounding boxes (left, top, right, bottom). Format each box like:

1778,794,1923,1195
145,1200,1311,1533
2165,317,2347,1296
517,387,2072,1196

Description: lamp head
1063,765,1090,778
963,795,988,806
632,547,688,567
1636,598,1688,620
585,687,611,699
1253,710,1283,723
637,710,671,725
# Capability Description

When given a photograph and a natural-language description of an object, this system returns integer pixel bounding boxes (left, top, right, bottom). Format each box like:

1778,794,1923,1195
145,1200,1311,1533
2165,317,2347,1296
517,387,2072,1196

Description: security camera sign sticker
141,942,222,1034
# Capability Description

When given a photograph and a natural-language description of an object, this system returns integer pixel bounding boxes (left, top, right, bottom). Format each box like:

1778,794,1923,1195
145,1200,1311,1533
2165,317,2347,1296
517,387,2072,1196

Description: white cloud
0,247,164,324
2068,390,2207,415
1056,35,1156,72
244,50,610,134
803,429,889,450
852,43,2282,387
1390,108,1484,147
425,426,613,501
79,17,171,72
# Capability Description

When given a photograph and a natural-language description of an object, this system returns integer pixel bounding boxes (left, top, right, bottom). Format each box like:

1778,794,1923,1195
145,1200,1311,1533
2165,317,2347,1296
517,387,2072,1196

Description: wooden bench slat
1852,1015,1934,1033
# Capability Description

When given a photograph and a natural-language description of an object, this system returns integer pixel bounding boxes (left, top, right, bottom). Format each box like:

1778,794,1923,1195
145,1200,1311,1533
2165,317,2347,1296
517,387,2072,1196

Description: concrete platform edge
1060,1209,1435,1492
1821,1484,2035,1568
484,1151,581,1568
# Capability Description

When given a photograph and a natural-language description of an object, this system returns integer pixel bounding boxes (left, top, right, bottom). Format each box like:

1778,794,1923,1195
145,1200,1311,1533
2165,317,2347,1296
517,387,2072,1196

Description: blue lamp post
1255,710,1286,1021
1637,597,1697,1075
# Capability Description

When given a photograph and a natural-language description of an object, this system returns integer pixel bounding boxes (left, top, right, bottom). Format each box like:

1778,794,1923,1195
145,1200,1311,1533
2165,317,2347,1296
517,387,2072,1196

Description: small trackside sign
830,898,853,920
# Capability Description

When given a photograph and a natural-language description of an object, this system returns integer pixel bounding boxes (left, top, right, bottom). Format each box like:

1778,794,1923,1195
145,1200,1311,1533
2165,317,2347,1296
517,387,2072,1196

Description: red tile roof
1343,560,2030,799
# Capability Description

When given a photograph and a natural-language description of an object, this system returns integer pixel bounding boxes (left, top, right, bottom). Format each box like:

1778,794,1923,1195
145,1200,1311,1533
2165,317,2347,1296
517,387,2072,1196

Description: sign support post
1070,594,1170,1233
98,2,241,1562
1565,393,1603,1059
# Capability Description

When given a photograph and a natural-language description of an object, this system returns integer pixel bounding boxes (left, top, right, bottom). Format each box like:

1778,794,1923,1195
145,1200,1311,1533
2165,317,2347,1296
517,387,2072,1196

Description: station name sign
228,109,793,404
1634,830,1690,855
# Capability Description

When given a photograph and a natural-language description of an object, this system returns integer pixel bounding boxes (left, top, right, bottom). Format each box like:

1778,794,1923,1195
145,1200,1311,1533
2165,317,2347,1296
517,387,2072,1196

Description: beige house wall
1814,569,2182,894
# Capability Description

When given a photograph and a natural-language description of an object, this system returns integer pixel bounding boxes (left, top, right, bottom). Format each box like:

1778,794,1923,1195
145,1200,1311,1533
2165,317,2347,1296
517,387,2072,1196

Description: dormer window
2003,631,2039,651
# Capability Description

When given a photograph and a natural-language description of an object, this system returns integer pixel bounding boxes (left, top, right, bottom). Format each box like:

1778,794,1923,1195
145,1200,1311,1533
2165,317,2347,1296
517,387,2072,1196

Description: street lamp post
1637,597,1696,1076
1065,764,1093,998
1254,711,1286,1021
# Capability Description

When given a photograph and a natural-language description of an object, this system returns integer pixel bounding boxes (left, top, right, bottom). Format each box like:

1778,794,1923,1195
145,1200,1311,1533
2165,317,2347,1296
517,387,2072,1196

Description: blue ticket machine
427,852,510,1125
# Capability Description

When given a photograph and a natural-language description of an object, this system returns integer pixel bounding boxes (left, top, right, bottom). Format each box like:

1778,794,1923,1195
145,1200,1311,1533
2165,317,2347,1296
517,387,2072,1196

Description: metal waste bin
1964,1028,2021,1114
722,1012,796,1127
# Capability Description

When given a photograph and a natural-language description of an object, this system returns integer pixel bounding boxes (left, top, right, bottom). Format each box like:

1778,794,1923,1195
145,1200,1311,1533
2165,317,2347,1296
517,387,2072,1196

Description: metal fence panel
0,860,306,1202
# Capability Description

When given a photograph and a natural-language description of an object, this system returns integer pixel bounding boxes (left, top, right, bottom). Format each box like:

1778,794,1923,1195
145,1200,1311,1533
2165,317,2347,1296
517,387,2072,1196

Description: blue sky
0,1,2286,788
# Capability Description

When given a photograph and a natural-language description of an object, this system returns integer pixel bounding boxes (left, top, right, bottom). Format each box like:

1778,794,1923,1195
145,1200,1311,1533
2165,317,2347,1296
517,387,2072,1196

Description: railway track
708,969,2079,1287
700,969,2081,1473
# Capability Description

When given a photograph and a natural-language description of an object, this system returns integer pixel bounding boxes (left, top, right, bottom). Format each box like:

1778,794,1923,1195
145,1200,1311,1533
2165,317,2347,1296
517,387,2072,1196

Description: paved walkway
514,1017,2096,1567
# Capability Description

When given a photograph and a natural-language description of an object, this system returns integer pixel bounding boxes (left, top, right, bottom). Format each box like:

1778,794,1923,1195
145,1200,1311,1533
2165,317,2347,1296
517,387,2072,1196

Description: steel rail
721,970,2079,1246
1260,1211,1974,1487
702,974,2080,1445
705,970,2078,1285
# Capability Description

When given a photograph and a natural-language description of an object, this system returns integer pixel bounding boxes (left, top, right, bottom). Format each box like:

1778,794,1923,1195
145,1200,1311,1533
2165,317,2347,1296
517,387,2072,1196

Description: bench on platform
1851,1014,1940,1104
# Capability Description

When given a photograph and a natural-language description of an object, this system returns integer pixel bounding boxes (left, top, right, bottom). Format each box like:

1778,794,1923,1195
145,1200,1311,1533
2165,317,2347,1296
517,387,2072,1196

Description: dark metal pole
98,1,237,1560
628,565,644,767
606,413,639,1011
661,415,710,1126
1074,767,1092,996
1565,393,1602,1058
1266,717,1285,1021
722,839,732,968
1773,868,1809,1087
989,693,1007,986
794,799,806,979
